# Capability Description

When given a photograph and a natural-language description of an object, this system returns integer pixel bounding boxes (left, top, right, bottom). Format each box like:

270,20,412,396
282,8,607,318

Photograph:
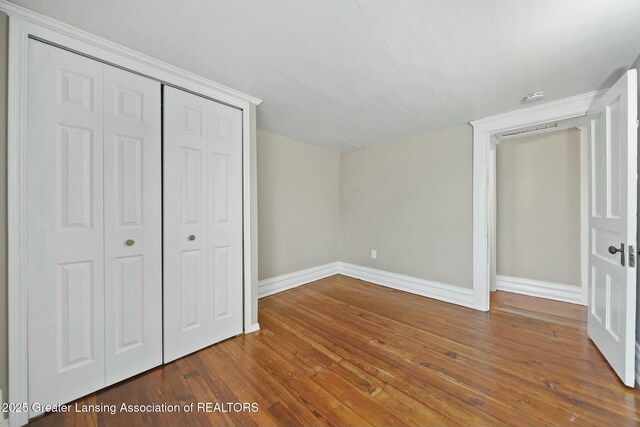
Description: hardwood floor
29,274,640,426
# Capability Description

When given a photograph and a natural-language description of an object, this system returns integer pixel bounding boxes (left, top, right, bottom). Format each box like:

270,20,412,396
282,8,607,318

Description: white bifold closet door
26,40,162,411
163,86,243,362
103,65,162,386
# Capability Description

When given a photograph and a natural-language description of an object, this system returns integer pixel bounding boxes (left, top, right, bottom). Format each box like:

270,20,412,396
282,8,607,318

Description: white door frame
2,2,261,426
488,119,589,306
470,90,604,311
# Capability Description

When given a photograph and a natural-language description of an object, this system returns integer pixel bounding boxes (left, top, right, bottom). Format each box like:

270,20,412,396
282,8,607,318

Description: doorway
488,119,589,306
472,68,638,387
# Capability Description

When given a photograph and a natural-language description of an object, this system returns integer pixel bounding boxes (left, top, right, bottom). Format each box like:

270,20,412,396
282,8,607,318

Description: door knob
188,234,196,241
608,244,625,266
125,239,135,246
608,245,622,254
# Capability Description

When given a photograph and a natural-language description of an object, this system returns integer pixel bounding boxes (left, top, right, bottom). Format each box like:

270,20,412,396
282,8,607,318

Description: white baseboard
258,262,341,298
636,341,640,387
244,323,260,334
258,265,589,310
257,261,474,308
495,275,584,305
338,262,474,308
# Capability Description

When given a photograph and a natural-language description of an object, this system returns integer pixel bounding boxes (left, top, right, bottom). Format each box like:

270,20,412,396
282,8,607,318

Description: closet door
27,40,106,409
27,39,163,412
163,86,243,362
207,100,244,344
103,65,162,385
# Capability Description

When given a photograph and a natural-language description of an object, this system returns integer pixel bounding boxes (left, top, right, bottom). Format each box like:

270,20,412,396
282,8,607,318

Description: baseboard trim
258,262,341,298
635,341,640,387
338,262,474,308
495,275,584,305
258,262,474,308
244,323,260,334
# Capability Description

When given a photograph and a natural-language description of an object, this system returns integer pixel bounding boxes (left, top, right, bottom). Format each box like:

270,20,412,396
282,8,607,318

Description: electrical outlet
371,250,377,259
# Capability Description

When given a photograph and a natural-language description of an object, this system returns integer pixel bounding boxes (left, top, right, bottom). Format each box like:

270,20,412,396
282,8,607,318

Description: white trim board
470,90,604,311
1,5,261,427
494,275,584,305
258,262,475,309
258,262,341,298
339,263,475,308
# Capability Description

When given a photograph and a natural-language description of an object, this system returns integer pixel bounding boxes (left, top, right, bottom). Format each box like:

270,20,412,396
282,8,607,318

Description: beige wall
339,125,473,288
496,128,581,286
0,11,7,400
257,130,340,279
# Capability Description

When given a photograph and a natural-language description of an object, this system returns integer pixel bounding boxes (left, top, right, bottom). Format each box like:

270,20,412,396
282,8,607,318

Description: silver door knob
188,234,196,241
125,239,135,246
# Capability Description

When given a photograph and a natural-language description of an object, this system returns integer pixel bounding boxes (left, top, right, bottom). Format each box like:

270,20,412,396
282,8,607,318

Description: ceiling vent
522,91,544,104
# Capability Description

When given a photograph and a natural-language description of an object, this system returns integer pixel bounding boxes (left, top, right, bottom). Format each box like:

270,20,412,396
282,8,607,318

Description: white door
27,40,106,409
27,40,163,411
163,86,244,362
588,69,637,387
206,97,244,345
103,65,162,385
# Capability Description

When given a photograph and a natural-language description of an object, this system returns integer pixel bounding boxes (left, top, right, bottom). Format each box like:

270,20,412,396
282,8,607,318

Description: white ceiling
10,0,640,151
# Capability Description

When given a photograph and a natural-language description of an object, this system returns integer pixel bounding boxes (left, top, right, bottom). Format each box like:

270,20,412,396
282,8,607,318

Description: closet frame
2,3,262,426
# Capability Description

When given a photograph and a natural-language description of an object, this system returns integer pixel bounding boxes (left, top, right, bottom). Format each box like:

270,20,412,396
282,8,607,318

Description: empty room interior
1,1,640,426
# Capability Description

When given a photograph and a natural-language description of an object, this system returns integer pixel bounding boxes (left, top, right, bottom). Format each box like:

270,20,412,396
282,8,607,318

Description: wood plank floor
30,274,640,426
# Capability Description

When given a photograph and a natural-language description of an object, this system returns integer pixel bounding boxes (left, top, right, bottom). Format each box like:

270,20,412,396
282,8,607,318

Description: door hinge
629,245,635,268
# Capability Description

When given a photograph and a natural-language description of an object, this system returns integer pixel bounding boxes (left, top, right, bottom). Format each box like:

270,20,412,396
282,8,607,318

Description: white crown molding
338,262,474,308
258,262,341,298
0,0,262,106
495,275,584,305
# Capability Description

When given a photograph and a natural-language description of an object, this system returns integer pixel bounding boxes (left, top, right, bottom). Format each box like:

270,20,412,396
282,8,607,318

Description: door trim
470,90,604,311
2,3,261,426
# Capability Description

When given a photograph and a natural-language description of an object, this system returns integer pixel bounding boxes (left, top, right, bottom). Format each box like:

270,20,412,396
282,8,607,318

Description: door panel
27,40,105,412
164,86,210,362
103,65,162,385
587,69,637,387
180,250,204,330
57,261,95,371
164,86,243,362
114,255,144,350
213,246,230,319
207,101,243,344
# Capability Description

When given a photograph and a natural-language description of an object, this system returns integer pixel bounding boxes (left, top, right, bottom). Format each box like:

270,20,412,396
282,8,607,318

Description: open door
588,69,637,387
